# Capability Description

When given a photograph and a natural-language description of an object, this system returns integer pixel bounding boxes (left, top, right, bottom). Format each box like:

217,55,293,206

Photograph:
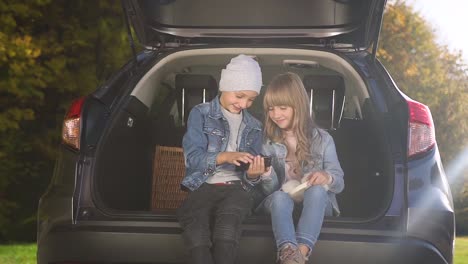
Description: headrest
303,75,345,130
175,74,218,91
175,74,218,125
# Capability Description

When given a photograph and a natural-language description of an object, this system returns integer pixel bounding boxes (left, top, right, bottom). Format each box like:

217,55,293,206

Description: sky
408,0,468,63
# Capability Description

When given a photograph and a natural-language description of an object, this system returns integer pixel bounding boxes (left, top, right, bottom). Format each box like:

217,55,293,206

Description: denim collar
209,95,261,130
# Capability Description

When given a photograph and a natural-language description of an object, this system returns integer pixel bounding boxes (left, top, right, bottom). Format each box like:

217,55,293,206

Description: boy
177,54,267,264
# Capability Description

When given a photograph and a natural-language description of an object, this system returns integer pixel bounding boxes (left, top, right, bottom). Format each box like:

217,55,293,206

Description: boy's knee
178,209,211,230
179,212,213,249
213,214,242,242
183,227,212,249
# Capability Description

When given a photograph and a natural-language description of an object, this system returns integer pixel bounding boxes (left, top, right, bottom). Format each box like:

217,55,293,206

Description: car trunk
91,47,394,221
123,0,386,50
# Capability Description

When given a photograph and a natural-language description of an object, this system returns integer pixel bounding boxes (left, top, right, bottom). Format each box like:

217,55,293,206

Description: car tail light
407,99,435,158
62,97,85,150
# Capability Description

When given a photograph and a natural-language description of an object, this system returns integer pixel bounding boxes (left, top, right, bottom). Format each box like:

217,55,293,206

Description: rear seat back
175,74,218,126
303,75,345,130
151,74,218,211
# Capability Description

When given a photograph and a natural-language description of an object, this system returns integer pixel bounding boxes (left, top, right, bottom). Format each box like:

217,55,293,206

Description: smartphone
236,155,272,171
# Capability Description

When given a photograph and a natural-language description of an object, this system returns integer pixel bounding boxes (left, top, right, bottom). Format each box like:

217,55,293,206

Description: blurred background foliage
0,0,466,241
0,0,131,241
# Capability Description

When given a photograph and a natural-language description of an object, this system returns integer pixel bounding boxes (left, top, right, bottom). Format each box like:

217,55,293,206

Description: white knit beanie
219,54,262,94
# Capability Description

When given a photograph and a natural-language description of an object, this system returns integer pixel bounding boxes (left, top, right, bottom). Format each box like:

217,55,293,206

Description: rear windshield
138,0,368,28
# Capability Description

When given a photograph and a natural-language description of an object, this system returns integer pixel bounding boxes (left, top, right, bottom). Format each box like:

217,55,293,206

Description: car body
37,0,455,263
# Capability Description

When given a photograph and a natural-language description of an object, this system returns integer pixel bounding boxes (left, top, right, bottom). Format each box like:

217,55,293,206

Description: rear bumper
37,227,449,264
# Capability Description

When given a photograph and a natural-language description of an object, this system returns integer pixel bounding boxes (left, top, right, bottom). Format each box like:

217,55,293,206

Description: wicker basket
151,145,187,211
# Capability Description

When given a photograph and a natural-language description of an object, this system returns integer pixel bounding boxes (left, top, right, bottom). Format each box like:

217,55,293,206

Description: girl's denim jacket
181,96,263,191
260,129,344,215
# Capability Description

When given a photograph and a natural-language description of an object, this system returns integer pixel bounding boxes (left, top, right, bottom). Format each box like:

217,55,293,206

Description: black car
37,0,455,263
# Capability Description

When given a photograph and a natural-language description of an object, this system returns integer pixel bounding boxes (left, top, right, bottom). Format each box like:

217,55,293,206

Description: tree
0,0,131,241
378,1,468,233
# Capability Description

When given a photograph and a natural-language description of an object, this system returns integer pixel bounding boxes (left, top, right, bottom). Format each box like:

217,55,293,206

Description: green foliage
0,244,36,264
378,1,468,233
0,0,131,241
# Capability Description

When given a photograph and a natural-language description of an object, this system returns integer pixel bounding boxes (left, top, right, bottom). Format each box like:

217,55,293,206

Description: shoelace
279,246,300,261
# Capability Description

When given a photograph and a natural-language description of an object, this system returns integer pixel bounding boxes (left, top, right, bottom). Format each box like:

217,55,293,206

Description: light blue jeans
264,185,332,253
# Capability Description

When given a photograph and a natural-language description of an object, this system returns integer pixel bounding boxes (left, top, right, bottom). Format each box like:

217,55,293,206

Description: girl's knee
270,191,294,210
271,191,292,203
304,185,327,201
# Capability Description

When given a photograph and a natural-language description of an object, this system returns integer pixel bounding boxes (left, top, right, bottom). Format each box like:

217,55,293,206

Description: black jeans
177,183,253,264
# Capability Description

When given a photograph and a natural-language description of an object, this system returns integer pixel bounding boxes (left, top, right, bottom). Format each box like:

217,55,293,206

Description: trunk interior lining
94,49,393,220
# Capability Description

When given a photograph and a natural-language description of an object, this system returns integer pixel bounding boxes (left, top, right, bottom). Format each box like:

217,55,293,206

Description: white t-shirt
206,108,244,184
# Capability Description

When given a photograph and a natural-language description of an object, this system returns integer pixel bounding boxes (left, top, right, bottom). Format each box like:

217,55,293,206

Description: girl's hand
246,155,268,179
306,171,332,186
217,152,254,166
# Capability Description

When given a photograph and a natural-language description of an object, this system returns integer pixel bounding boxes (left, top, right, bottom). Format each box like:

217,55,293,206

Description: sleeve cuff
243,172,261,186
260,167,272,180
327,173,334,185
205,152,218,175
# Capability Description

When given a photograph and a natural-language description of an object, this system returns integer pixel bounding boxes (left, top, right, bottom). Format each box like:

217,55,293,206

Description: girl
260,72,344,264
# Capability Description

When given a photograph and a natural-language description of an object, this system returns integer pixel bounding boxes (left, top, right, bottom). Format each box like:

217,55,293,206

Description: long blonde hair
263,72,318,165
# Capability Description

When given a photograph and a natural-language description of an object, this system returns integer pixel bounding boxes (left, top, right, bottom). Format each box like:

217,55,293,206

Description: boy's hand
246,155,268,179
217,152,254,166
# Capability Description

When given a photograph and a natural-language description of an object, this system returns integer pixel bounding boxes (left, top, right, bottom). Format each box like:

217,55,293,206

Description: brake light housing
407,99,436,158
62,97,85,150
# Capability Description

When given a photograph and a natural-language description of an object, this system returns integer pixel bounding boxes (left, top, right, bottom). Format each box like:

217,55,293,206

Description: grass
0,244,36,264
0,237,467,263
455,236,468,264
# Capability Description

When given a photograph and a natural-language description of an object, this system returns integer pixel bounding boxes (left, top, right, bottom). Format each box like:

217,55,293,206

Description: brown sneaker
277,243,305,264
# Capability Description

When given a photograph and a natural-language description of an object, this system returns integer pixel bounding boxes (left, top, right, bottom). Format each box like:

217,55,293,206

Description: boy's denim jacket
181,96,263,191
260,129,344,215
